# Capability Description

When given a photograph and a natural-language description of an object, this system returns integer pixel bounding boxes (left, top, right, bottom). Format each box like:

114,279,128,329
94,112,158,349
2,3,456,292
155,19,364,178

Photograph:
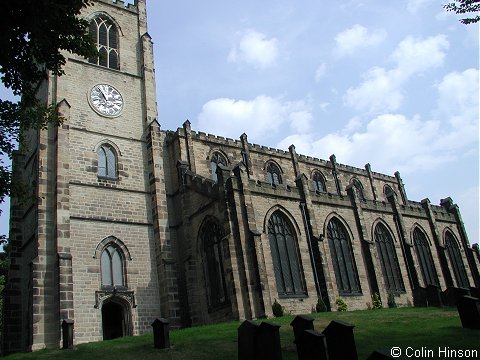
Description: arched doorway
101,298,132,340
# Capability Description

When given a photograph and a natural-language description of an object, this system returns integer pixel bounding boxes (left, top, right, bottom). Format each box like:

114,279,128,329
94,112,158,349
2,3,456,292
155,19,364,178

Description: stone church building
3,0,480,353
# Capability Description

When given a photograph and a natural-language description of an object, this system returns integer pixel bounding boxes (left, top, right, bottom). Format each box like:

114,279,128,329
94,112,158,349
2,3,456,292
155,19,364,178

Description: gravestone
425,284,443,307
456,296,480,329
443,287,470,307
257,321,282,360
302,329,327,360
322,320,358,360
238,320,259,360
290,315,315,360
151,318,170,349
412,287,427,307
61,319,74,350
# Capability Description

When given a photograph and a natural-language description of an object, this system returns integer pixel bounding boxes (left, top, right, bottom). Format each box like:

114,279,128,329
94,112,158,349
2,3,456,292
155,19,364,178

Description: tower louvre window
413,228,439,287
374,223,405,293
97,144,117,179
267,211,306,297
445,232,469,288
89,16,119,70
327,218,361,294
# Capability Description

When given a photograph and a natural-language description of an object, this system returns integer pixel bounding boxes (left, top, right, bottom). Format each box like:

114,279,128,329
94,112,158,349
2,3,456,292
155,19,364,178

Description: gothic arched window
445,232,469,288
101,243,125,289
267,211,306,296
97,144,117,178
266,161,282,185
327,218,361,294
384,185,395,200
200,218,229,308
89,16,119,69
352,178,366,200
374,223,405,293
210,152,227,182
413,228,439,287
312,171,326,192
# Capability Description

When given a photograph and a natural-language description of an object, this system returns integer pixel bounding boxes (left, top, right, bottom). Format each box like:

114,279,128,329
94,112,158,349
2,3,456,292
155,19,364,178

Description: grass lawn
3,307,479,360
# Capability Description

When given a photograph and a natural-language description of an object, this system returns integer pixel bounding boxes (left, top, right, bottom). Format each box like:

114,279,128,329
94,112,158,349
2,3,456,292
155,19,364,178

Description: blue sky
0,0,478,245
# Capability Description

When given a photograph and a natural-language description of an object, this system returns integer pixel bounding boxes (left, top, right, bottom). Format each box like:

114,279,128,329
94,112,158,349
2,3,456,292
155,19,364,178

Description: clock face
89,84,124,117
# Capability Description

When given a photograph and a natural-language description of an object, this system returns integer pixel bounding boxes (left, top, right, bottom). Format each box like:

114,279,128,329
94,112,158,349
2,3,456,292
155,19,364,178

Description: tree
0,0,97,243
444,0,480,24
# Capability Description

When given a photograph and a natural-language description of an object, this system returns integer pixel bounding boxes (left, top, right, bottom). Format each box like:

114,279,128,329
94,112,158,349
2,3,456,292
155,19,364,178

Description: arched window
200,218,229,308
445,232,469,288
413,228,439,287
312,171,326,192
327,218,361,294
210,152,227,182
384,185,395,199
97,144,117,178
374,223,405,293
352,178,366,200
101,243,125,289
267,211,306,296
89,16,119,69
266,161,282,185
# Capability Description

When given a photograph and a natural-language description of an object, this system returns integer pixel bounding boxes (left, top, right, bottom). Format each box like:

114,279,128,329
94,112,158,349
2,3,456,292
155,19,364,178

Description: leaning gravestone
456,295,480,329
290,315,315,360
425,284,443,307
443,287,470,307
322,320,358,360
238,320,260,360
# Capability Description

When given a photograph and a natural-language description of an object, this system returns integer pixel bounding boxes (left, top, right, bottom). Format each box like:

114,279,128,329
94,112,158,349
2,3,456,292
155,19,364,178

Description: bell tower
4,0,176,352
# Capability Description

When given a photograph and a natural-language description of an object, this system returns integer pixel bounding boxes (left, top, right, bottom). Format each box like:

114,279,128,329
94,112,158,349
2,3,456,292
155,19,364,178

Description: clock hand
98,86,109,101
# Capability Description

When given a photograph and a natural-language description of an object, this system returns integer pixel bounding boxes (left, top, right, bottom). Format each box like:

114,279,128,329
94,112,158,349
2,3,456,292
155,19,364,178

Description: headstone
302,329,327,360
425,284,443,307
61,319,74,350
257,321,282,360
290,315,315,360
412,287,427,307
322,320,358,360
367,349,408,359
443,287,470,307
456,296,480,329
151,318,170,349
238,320,259,360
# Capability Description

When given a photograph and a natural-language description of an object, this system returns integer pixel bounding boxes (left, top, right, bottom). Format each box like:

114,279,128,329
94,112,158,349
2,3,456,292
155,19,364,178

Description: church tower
4,0,176,352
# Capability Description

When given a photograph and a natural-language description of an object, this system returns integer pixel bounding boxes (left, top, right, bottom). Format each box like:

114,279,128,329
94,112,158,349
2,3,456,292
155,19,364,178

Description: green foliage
371,292,383,309
272,299,284,317
388,293,398,308
315,297,327,312
0,0,97,226
444,0,480,24
335,297,347,312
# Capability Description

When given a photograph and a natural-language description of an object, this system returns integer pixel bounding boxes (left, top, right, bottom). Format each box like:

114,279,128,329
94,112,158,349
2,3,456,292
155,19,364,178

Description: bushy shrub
336,297,347,312
316,297,327,312
388,293,397,308
272,299,284,317
372,292,383,309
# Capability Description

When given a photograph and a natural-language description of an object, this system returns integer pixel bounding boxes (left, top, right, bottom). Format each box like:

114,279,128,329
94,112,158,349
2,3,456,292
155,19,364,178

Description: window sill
98,176,119,182
278,293,308,299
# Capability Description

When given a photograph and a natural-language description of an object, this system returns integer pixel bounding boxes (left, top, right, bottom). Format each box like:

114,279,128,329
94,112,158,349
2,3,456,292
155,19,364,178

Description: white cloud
333,24,387,58
407,0,435,13
228,30,279,69
315,62,327,82
345,35,449,112
277,68,478,175
197,95,313,140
